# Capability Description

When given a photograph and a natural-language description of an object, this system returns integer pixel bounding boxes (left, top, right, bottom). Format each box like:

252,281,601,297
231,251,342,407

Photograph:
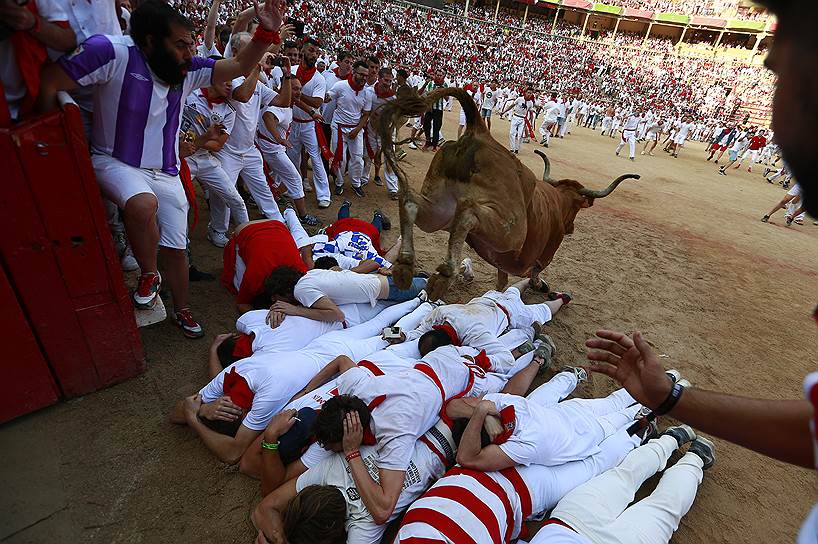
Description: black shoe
689,437,716,469
661,425,696,448
374,209,391,230
188,265,214,282
334,185,344,196
761,215,770,223
352,186,365,198
373,175,383,186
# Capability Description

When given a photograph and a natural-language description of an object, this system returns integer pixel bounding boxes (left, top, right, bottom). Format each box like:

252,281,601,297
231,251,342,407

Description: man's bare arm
587,330,815,469
232,65,261,102
181,395,258,464
252,479,296,544
203,0,221,51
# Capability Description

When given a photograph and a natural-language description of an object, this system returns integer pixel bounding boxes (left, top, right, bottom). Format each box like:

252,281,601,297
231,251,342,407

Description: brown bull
374,88,639,300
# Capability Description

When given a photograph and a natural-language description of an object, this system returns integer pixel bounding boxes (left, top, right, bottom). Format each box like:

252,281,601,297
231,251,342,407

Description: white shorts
673,135,687,145
91,153,188,250
787,184,802,197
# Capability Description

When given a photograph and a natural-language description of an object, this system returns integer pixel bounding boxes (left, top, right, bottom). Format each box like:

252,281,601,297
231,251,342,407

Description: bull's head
534,150,640,234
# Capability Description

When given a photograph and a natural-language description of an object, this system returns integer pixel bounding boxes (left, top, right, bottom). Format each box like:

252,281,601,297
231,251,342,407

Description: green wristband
261,440,279,451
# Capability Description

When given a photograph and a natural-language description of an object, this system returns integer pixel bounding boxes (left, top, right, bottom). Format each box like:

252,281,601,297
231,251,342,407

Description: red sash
363,126,376,160
330,123,358,174
179,158,199,230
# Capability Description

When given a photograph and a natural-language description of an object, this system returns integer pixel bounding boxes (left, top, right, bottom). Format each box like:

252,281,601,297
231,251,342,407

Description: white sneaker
408,142,418,150
207,227,229,248
317,199,331,209
459,257,474,282
303,179,313,193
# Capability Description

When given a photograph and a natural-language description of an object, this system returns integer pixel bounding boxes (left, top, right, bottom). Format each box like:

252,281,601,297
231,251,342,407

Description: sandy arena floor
2,109,817,543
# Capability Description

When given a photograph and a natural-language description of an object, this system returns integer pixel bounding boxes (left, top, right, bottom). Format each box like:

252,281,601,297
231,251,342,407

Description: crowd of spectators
173,0,774,121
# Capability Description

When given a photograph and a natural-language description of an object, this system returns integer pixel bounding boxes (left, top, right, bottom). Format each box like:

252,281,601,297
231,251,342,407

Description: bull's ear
581,197,593,208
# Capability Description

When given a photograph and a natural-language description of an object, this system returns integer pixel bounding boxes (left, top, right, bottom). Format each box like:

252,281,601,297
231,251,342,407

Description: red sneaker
133,272,161,309
173,308,204,338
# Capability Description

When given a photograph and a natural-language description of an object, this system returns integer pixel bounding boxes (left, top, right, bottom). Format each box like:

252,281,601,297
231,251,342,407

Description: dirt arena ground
3,109,817,544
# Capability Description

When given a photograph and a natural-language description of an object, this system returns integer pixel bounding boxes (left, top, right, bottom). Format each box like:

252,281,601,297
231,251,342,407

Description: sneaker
334,185,344,196
515,340,535,356
795,217,804,225
677,378,692,388
408,142,418,150
747,167,752,172
561,366,588,383
396,149,408,160
786,216,794,226
373,175,383,186
303,180,313,193
459,257,474,282
173,308,204,339
373,209,391,230
416,289,429,303
649,152,655,156
207,227,229,248
640,150,646,155
661,425,696,448
533,335,557,370
121,246,139,272
548,291,573,305
352,186,365,198
133,272,161,309
317,199,331,209
629,157,635,161
389,192,399,201
615,151,620,156
301,214,321,227
689,436,716,469
638,418,659,444
666,369,681,383
761,215,770,223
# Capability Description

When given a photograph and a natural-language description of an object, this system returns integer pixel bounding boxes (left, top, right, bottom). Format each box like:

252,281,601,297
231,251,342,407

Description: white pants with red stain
616,129,637,158
541,435,704,544
286,120,331,203
215,147,283,229
510,115,527,151
331,124,366,189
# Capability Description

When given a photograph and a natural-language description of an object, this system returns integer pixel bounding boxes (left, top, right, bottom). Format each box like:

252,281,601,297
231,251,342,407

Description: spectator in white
212,31,288,248
503,86,535,154
288,37,331,208
182,77,253,245
196,0,221,57
258,72,321,226
364,67,400,199
539,92,559,148
319,50,353,182
669,114,695,159
263,264,427,328
327,59,372,198
615,107,640,161
1,0,76,124
37,0,289,338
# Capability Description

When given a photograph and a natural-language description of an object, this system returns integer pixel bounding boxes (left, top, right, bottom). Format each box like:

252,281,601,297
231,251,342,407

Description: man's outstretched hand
253,0,286,32
585,330,672,410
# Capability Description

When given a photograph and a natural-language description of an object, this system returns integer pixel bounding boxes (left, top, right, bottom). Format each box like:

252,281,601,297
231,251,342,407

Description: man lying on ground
168,298,427,464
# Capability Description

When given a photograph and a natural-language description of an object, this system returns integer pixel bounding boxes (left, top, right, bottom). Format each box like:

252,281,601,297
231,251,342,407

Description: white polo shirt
328,79,373,127
257,104,292,154
291,64,326,122
294,269,382,308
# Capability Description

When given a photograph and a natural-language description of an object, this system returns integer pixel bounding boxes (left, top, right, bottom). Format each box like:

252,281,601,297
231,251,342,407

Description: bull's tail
373,87,487,177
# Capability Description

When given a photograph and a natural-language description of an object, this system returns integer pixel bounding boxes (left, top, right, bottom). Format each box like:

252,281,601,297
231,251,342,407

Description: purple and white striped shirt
58,34,216,175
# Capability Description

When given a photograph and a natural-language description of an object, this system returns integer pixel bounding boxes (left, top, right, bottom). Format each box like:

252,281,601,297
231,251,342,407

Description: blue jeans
386,276,426,301
337,202,382,232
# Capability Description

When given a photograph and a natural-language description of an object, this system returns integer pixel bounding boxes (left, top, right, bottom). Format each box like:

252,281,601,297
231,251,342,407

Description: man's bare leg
124,193,160,273
161,246,190,310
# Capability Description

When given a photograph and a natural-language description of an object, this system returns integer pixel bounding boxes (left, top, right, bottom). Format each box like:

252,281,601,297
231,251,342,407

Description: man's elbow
372,504,396,526
218,445,244,465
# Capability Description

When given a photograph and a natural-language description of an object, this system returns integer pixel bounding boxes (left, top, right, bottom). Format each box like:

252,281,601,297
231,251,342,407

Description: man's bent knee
124,193,158,221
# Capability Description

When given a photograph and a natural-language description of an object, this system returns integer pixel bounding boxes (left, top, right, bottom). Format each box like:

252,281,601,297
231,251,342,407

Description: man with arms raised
38,0,289,338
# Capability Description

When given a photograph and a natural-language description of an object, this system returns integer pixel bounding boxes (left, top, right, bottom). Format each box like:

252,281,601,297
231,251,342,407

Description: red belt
330,123,359,174
495,302,512,331
543,518,577,533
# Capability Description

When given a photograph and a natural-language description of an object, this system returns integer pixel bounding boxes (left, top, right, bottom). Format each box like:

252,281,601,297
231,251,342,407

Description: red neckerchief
432,323,461,346
374,83,395,99
200,88,224,107
473,350,492,372
296,64,317,87
223,368,254,411
348,76,365,95
232,333,254,359
492,405,516,445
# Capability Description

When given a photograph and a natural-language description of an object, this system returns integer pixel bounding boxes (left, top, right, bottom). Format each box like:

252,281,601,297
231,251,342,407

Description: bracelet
655,382,685,416
252,26,281,45
345,450,361,462
261,440,279,451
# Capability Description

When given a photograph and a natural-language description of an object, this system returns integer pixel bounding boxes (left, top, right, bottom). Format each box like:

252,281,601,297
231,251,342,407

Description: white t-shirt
257,104,292,154
224,78,276,154
328,79,373,127
622,115,640,131
291,64,326,121
543,101,559,123
267,66,284,91
512,97,534,118
296,425,449,544
321,69,343,122
0,0,68,120
483,392,605,467
294,269,382,308
674,121,695,141
481,88,497,110
196,43,219,58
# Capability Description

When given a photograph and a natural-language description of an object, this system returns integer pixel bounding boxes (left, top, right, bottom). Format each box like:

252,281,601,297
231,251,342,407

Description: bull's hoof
392,257,415,290
426,272,453,301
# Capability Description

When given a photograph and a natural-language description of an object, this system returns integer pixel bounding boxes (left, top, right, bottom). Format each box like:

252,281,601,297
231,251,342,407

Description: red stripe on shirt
401,508,477,544
500,467,532,520
448,468,515,542
422,485,502,544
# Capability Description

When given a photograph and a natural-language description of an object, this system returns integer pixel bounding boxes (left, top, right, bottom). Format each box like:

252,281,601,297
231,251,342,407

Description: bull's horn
533,150,557,185
578,174,640,199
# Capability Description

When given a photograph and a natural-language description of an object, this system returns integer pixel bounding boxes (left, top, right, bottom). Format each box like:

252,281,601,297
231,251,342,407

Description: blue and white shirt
57,34,216,175
312,231,391,270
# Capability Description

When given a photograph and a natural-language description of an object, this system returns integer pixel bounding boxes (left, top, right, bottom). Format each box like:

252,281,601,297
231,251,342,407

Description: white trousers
510,116,527,151
282,207,328,249
215,147,283,227
540,120,556,144
186,153,249,232
483,286,554,330
261,148,304,200
331,124,366,188
616,130,637,158
550,435,704,544
737,148,759,167
601,117,613,135
286,120,331,203
363,130,399,193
